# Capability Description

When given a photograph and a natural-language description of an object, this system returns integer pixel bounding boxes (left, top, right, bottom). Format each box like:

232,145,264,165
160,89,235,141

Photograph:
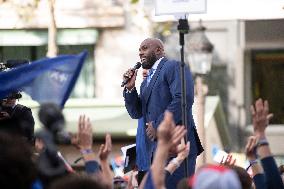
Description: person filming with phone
0,91,35,143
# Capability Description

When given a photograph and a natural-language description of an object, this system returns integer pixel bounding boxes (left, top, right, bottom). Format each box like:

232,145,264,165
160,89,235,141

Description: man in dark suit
0,92,35,143
123,38,203,188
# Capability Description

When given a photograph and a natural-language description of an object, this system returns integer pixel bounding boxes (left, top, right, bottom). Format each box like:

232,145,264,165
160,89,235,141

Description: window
251,50,284,124
59,45,95,98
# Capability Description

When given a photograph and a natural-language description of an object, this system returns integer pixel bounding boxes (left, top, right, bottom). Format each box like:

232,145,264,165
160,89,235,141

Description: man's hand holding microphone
121,62,141,90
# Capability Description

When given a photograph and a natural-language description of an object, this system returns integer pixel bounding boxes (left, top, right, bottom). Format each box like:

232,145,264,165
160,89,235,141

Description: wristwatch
257,138,269,147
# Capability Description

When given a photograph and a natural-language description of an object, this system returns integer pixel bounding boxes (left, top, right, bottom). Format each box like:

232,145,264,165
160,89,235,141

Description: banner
155,0,206,16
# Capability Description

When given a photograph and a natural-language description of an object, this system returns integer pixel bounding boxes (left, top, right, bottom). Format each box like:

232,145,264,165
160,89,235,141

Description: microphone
121,62,142,87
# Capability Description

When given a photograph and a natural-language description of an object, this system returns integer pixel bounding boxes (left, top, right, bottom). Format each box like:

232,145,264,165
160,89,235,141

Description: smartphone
213,149,228,164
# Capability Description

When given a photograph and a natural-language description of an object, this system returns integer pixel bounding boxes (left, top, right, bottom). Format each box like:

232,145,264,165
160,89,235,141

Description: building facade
0,0,283,163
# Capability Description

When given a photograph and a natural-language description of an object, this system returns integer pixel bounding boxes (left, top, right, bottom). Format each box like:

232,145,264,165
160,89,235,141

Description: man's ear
155,47,163,55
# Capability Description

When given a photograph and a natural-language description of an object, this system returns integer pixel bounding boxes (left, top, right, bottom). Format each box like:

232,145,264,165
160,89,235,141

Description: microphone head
134,62,142,69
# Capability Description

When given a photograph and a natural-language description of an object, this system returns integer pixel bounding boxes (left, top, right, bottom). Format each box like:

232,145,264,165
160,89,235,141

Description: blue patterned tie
147,68,154,86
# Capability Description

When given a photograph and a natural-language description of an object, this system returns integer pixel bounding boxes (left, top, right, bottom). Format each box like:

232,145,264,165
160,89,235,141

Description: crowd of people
0,98,283,189
0,37,283,189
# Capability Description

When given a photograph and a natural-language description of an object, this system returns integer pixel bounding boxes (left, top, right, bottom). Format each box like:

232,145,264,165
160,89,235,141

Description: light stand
177,17,189,177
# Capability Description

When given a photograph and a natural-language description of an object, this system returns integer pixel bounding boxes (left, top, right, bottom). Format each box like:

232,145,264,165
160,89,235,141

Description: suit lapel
143,58,167,104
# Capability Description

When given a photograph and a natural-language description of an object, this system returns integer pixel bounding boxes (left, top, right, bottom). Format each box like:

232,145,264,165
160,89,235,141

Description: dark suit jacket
123,57,203,157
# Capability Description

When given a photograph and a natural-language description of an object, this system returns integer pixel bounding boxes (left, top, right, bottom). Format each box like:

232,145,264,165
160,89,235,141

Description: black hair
48,174,107,189
226,165,252,189
0,132,37,189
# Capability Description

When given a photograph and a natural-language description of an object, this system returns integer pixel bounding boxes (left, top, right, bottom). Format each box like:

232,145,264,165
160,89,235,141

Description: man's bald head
140,38,165,57
143,38,164,49
145,37,164,46
139,38,166,69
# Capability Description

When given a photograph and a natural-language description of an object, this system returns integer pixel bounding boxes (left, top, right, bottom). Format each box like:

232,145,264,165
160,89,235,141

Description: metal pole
177,18,189,177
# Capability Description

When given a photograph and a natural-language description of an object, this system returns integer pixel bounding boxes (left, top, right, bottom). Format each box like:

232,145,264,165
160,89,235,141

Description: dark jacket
253,156,284,189
0,104,35,142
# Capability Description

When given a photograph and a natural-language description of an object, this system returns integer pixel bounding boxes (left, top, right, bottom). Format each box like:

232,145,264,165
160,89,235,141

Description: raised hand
99,133,114,188
176,141,190,162
250,99,273,138
165,141,190,175
157,111,187,153
98,133,112,161
169,125,187,155
77,115,93,150
151,111,187,189
157,111,175,147
220,154,236,166
245,136,257,161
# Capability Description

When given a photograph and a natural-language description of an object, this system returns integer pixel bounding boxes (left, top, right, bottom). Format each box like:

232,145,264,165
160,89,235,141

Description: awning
0,29,98,46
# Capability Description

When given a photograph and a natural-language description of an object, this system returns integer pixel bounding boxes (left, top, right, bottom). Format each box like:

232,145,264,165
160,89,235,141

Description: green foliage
131,0,139,4
153,22,173,37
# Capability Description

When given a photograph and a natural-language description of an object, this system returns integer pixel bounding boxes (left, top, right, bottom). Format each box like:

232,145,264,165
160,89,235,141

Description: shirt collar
151,57,164,70
12,103,17,109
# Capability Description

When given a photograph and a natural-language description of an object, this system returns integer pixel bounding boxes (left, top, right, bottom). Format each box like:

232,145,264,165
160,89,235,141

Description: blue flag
0,51,88,108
